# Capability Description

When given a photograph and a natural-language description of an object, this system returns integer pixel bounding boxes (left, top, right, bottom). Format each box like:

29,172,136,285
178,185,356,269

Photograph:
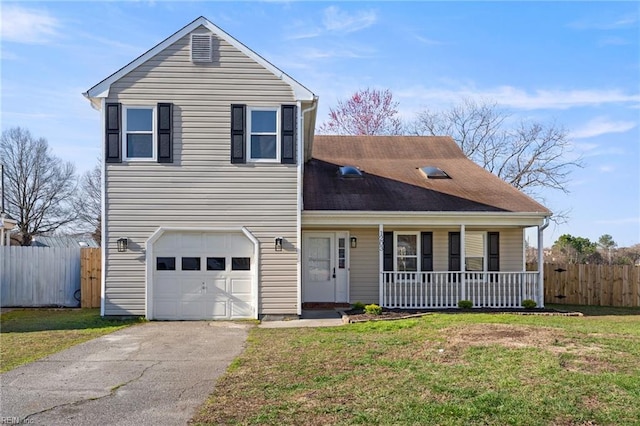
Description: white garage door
151,231,254,320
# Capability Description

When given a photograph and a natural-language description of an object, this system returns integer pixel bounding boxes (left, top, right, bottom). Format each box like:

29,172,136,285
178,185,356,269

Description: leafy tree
409,99,583,218
317,88,403,135
597,234,617,264
73,162,101,244
552,234,597,264
0,127,77,245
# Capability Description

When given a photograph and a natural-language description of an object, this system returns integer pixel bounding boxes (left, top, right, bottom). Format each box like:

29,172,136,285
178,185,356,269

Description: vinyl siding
104,26,299,315
348,229,380,304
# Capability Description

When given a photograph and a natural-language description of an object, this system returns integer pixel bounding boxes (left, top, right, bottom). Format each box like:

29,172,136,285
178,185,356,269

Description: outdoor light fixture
275,237,283,252
350,236,358,248
117,238,128,252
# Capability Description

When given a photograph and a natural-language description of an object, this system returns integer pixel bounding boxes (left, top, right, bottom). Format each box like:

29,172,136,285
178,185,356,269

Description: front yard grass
193,305,640,425
1,308,142,373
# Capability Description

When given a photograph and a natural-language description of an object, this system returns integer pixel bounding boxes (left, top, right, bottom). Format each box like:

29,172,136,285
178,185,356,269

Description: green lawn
1,308,143,373
193,305,640,426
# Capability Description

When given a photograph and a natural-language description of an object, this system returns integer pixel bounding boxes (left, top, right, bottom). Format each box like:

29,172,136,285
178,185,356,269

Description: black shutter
449,232,461,271
157,103,173,163
281,105,296,164
488,232,500,271
383,231,393,271
421,232,433,272
105,103,121,163
230,104,246,163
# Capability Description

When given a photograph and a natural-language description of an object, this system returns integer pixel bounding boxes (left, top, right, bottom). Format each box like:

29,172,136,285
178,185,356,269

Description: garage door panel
180,301,207,319
155,300,178,319
208,301,229,318
230,278,251,296
180,278,204,296
155,277,180,298
208,278,227,292
231,300,253,317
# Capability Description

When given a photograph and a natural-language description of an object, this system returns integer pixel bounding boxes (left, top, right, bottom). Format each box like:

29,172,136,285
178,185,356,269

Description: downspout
537,216,550,307
100,98,107,317
297,97,318,316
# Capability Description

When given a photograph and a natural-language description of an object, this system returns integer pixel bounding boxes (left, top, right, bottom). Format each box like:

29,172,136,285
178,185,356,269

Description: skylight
420,166,450,179
338,165,363,178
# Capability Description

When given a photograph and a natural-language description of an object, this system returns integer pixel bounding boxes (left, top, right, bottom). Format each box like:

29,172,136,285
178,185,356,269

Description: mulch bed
344,307,583,323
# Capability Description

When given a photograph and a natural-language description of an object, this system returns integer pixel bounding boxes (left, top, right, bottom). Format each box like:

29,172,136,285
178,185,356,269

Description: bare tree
0,127,78,245
317,88,403,135
74,162,101,244
409,99,583,201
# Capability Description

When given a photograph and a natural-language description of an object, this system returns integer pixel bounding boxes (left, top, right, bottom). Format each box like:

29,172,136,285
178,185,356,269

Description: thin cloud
568,13,638,30
571,116,637,139
0,5,62,44
398,85,640,110
415,35,445,46
322,6,377,33
598,36,631,47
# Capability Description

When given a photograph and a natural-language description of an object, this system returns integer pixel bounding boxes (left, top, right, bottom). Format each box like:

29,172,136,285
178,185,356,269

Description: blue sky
1,1,639,248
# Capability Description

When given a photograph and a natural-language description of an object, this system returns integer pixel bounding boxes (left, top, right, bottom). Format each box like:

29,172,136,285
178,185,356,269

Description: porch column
460,224,466,301
378,223,384,306
537,224,545,308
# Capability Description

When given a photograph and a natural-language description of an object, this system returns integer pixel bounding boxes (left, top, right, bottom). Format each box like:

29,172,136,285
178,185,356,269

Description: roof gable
305,136,550,214
84,16,315,109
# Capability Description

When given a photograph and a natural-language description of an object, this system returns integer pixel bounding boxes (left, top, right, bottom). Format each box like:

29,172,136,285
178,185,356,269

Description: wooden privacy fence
542,263,640,307
80,248,101,308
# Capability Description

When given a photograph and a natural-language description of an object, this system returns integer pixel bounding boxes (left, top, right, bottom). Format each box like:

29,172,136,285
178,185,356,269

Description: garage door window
232,257,251,271
157,257,176,270
207,257,226,271
181,257,201,271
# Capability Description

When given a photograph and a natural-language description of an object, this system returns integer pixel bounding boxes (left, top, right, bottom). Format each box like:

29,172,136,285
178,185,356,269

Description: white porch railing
381,271,540,309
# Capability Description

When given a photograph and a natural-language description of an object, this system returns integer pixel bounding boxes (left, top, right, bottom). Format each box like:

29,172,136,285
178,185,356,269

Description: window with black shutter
230,104,246,163
230,104,296,164
449,232,461,271
421,232,433,272
488,232,500,271
157,103,173,163
105,103,122,163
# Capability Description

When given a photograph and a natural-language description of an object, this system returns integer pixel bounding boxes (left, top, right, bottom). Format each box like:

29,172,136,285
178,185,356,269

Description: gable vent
191,34,212,63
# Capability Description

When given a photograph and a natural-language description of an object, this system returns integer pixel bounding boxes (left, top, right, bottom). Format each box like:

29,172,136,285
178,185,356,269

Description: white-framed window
465,231,485,271
247,107,280,162
123,106,156,161
394,232,420,272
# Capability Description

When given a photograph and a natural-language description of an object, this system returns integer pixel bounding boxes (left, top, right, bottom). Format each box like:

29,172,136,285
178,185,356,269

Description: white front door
303,232,349,303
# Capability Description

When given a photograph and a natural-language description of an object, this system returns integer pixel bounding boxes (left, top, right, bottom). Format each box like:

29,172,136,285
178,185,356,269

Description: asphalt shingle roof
304,136,550,213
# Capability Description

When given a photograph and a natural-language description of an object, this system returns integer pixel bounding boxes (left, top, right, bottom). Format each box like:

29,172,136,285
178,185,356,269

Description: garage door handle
333,268,336,278
202,282,206,292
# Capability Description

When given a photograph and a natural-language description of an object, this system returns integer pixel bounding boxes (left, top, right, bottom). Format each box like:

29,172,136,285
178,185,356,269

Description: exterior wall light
350,236,357,248
275,237,283,252
117,237,128,252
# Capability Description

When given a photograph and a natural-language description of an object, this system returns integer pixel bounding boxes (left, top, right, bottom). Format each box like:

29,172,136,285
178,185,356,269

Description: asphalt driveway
1,321,250,425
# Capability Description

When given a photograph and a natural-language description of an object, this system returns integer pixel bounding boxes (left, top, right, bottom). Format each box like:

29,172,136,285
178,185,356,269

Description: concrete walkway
1,321,250,425
259,309,346,328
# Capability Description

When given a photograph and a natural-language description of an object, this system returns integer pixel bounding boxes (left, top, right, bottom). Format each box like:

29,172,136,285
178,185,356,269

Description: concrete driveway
1,321,250,425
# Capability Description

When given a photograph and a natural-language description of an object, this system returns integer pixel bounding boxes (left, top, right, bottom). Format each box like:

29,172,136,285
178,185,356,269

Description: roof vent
420,166,450,179
338,165,363,178
191,34,212,63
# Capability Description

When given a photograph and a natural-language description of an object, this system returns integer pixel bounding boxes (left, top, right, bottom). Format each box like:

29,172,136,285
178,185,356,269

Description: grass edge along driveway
192,305,640,426
1,308,143,373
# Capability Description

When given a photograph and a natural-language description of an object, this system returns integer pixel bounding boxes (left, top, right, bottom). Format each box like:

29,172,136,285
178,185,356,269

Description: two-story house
84,17,550,320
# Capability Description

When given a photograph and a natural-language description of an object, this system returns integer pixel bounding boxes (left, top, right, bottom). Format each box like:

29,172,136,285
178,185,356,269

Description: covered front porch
302,212,549,311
